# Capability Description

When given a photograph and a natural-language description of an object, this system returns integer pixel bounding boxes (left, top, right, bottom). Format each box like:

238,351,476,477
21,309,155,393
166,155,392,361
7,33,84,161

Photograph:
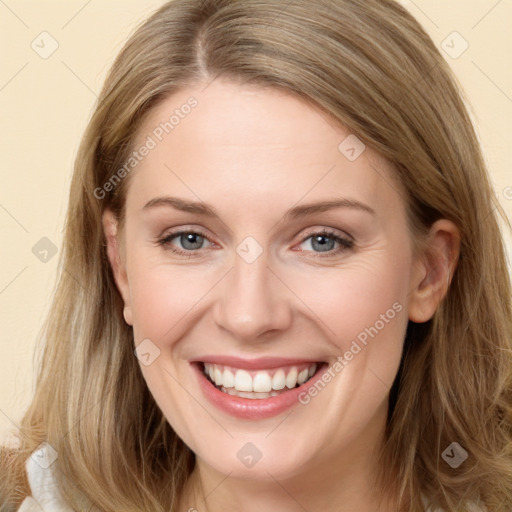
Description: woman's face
105,79,427,482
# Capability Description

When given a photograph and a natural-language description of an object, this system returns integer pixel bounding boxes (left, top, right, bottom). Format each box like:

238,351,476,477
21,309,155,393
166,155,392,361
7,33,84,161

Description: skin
103,79,460,512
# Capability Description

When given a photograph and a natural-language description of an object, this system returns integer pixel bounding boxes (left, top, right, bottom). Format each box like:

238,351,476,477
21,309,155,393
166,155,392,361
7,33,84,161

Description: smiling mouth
201,362,324,400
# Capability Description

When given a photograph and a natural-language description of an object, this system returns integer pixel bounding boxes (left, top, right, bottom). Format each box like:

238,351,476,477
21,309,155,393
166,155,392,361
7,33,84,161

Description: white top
18,445,73,512
18,445,487,511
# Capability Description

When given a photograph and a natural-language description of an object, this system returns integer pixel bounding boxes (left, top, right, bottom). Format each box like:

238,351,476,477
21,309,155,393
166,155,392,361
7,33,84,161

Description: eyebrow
142,196,375,219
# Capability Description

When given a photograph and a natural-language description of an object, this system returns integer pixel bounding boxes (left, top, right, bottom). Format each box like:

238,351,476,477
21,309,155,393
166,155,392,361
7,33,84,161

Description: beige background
1,0,511,445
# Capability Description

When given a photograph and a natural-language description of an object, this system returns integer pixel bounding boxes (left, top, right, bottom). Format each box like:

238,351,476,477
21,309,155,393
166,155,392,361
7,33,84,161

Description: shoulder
17,444,73,512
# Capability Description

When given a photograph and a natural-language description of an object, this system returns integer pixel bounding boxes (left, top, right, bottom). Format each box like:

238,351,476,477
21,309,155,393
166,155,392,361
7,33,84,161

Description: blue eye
157,230,212,257
298,231,354,257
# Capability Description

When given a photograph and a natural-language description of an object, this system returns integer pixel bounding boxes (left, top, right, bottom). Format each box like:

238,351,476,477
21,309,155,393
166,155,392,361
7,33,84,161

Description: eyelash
155,228,354,259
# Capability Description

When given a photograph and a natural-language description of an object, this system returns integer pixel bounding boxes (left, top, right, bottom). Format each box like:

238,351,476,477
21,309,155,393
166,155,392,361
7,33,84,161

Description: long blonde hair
2,0,511,510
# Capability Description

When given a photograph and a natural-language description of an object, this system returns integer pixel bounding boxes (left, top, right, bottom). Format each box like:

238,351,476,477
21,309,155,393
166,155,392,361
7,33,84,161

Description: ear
408,219,460,323
102,209,133,325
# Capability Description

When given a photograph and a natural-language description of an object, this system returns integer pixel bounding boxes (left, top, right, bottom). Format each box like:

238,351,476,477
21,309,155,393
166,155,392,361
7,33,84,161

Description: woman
2,0,511,510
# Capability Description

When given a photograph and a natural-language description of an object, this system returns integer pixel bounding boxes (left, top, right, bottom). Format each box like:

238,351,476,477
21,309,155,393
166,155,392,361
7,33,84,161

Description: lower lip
193,363,327,420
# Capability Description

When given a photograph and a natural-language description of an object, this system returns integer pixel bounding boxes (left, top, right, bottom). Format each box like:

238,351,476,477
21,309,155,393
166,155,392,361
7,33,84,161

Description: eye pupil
181,233,203,250
312,234,335,252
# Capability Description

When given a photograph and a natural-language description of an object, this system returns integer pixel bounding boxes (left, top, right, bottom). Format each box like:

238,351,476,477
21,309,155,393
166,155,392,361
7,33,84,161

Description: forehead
125,79,403,216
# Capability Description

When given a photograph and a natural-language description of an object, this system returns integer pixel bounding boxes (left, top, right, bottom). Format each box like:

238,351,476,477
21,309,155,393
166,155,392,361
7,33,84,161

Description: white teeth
203,362,319,394
214,367,223,386
234,370,253,392
221,387,281,399
223,368,235,388
272,369,286,390
285,367,298,389
297,368,309,385
253,372,272,393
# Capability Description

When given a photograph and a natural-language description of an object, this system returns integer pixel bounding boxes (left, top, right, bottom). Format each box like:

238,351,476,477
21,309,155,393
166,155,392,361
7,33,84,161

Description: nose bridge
214,240,291,340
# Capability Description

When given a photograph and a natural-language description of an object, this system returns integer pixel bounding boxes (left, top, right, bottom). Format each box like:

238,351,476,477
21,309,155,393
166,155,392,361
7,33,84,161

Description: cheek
283,252,411,352
126,254,223,347
336,267,407,345
324,254,412,402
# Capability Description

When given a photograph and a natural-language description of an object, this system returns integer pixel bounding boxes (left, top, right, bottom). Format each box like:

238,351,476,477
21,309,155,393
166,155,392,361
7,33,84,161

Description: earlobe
102,209,132,325
123,305,133,326
408,219,460,323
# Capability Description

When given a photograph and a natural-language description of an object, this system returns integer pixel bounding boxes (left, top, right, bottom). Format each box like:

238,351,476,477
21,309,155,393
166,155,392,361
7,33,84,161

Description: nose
213,250,292,342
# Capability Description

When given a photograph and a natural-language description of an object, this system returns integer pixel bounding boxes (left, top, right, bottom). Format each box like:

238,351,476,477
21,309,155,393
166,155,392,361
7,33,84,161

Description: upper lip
190,356,322,370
